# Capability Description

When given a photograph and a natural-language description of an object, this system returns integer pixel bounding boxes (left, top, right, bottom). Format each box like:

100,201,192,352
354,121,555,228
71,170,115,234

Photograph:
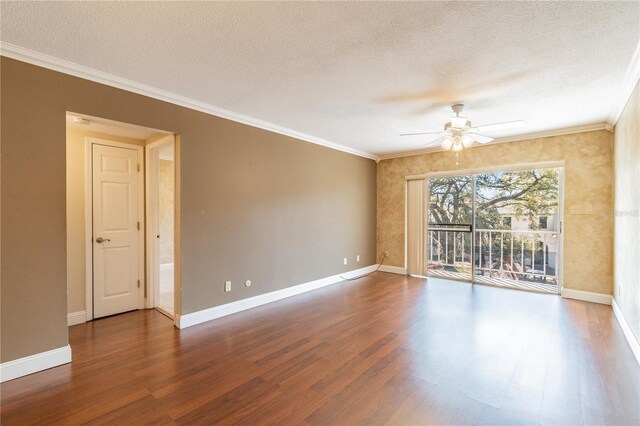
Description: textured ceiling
2,2,639,156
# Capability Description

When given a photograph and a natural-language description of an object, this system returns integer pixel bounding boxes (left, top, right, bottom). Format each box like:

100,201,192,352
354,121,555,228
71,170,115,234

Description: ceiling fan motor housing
444,119,471,131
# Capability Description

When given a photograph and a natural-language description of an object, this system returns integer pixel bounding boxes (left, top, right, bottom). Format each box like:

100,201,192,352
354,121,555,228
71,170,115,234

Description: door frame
406,160,565,294
145,135,176,319
84,137,145,320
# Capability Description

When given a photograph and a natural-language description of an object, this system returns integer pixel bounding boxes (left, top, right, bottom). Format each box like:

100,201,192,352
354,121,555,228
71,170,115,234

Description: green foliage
429,169,559,230
428,175,473,225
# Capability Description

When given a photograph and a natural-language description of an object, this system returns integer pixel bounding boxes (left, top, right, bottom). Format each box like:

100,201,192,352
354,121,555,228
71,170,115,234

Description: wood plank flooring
2,273,639,425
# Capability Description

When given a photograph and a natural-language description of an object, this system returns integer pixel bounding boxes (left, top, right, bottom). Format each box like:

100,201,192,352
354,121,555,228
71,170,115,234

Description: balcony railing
427,228,559,292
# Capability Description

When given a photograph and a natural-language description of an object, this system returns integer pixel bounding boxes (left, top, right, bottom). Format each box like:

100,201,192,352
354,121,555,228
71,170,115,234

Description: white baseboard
67,311,86,326
612,298,640,365
0,345,72,383
160,263,174,272
561,288,612,305
176,264,377,329
378,265,407,275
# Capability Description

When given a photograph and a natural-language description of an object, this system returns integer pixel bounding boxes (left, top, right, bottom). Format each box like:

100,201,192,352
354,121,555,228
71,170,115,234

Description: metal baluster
531,235,535,275
438,231,441,263
521,236,524,274
480,232,489,275
453,231,457,265
500,232,504,271
510,232,514,272
489,232,492,275
478,231,482,270
478,232,489,275
430,231,433,261
445,231,449,265
543,233,547,278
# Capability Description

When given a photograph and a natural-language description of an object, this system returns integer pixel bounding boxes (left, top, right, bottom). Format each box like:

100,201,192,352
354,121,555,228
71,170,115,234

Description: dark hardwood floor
2,273,639,425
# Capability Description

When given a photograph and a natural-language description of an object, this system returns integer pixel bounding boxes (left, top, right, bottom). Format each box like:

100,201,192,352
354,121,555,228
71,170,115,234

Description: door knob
95,237,111,243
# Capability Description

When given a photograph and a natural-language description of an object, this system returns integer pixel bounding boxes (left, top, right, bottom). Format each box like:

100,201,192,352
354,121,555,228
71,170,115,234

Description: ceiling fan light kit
440,104,492,152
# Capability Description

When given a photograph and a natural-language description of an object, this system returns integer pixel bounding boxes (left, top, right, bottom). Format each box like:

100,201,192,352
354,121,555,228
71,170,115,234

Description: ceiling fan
400,104,526,152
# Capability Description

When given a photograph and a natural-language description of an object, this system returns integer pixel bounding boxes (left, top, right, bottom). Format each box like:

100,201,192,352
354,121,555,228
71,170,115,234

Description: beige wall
377,130,613,294
1,57,377,363
66,128,146,314
159,159,175,265
613,82,640,342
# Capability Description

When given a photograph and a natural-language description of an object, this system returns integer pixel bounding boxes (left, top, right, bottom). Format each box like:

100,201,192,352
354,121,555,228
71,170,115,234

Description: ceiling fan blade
400,131,443,136
423,136,446,147
473,120,526,133
468,133,494,144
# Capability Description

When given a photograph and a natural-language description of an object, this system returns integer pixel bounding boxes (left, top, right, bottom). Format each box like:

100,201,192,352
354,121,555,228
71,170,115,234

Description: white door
92,143,141,318
147,138,175,317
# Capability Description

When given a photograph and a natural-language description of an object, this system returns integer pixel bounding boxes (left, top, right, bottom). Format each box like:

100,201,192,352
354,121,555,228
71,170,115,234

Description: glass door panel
426,175,474,281
474,169,560,293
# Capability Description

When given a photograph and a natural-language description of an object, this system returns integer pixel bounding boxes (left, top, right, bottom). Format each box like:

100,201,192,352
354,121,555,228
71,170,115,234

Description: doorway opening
422,164,563,294
65,112,178,325
146,136,176,318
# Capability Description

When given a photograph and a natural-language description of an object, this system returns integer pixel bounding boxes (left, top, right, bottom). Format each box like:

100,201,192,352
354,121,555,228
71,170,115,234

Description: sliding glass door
426,167,562,294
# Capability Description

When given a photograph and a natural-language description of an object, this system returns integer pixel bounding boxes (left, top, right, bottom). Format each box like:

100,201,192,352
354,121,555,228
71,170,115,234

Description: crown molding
607,41,640,126
0,42,378,161
377,122,609,161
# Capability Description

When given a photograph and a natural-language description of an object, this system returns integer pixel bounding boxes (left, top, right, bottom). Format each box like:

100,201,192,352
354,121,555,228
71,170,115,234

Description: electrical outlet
245,280,251,287
343,257,348,265
225,281,231,292
585,205,593,215
356,255,360,262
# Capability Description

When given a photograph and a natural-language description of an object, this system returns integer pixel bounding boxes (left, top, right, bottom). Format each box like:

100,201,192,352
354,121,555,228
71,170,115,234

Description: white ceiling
2,2,639,157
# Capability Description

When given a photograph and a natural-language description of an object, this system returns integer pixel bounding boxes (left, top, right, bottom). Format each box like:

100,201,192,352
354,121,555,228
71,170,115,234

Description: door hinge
137,163,141,172
137,221,140,230
137,279,140,288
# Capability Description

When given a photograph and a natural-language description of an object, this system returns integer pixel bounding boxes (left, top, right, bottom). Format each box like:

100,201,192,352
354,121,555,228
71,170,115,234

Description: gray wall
0,57,377,362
